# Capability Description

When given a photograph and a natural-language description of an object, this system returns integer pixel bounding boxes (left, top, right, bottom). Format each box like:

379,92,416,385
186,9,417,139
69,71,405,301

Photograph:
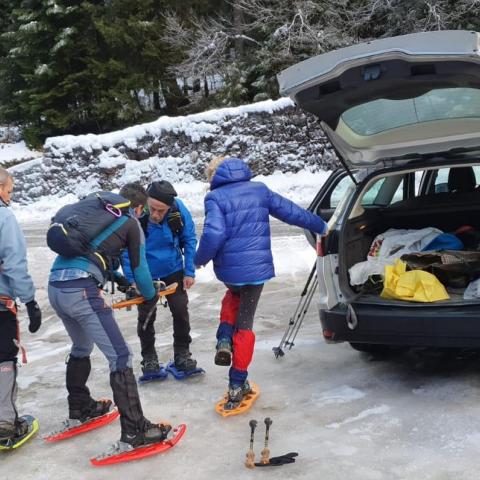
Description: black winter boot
69,400,113,422
110,367,167,447
174,349,197,373
140,354,160,375
66,355,104,420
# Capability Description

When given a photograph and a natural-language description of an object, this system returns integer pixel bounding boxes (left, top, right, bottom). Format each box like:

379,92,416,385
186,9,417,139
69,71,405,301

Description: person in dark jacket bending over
0,167,42,442
121,181,199,375
48,191,169,450
194,157,327,409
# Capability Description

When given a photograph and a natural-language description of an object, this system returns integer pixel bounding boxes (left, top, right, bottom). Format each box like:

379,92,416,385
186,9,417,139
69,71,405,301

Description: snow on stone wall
10,98,338,203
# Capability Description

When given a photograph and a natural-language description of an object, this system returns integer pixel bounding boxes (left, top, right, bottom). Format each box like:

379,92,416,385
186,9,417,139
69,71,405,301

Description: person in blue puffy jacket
194,156,327,409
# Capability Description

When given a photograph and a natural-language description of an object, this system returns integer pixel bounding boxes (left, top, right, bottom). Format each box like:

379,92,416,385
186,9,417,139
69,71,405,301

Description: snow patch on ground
313,386,366,406
0,141,41,164
326,405,391,429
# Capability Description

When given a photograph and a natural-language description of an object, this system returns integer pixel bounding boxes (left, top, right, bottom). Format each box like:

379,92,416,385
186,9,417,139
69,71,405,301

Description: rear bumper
320,303,480,348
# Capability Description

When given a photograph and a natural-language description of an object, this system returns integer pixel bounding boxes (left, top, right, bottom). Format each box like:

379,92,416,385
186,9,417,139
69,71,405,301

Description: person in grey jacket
0,167,42,443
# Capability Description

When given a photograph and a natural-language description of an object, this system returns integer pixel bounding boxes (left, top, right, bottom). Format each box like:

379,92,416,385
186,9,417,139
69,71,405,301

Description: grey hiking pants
48,278,133,372
0,361,17,424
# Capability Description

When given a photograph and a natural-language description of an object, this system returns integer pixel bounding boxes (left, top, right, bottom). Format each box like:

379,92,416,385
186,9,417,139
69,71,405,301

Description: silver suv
278,30,480,352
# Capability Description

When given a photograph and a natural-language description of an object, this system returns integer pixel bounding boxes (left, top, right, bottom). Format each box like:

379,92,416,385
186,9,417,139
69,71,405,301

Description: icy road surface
3,220,480,480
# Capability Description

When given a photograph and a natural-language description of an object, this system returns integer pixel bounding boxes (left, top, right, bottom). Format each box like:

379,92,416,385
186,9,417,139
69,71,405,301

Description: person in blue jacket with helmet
194,156,327,409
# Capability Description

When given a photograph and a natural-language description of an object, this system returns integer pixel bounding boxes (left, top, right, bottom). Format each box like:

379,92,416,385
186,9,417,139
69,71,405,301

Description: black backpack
47,192,131,258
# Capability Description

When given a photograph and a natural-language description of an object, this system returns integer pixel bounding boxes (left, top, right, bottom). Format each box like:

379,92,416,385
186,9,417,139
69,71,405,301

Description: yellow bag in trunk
381,259,449,302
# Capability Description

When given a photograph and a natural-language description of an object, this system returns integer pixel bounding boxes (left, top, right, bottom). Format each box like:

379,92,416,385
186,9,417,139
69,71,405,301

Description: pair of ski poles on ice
245,418,298,468
272,262,317,359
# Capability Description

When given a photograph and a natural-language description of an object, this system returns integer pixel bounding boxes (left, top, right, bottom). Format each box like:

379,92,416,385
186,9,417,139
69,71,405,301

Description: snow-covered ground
5,202,480,479
0,141,41,165
4,125,480,478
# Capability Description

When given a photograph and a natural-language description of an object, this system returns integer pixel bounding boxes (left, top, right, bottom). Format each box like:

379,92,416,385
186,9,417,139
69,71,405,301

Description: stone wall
11,104,338,204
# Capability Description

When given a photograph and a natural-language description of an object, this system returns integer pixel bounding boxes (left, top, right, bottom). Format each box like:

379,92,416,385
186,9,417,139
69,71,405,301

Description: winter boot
224,383,244,411
66,355,102,421
0,418,28,442
214,338,232,366
110,367,167,448
69,399,113,423
120,421,170,448
0,421,15,442
223,380,252,411
241,379,252,396
143,420,171,445
140,354,160,375
174,350,197,373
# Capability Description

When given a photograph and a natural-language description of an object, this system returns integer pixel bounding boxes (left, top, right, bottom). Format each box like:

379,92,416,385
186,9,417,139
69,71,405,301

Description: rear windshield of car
341,87,480,136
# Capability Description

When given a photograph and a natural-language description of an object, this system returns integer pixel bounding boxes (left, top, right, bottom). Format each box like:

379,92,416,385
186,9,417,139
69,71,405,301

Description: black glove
26,300,42,333
115,274,131,293
142,291,159,310
255,452,298,467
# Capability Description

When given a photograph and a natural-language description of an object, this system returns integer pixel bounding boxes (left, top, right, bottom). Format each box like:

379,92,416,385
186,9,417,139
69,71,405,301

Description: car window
330,175,355,208
415,171,423,195
391,180,404,203
433,168,449,192
433,166,480,193
361,178,385,205
341,87,480,136
361,177,406,206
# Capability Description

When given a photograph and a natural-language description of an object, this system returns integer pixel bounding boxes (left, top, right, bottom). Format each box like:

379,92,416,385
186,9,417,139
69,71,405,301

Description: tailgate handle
363,64,381,81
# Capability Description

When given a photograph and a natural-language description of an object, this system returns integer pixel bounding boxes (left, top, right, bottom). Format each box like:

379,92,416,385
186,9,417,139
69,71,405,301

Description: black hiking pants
0,310,18,362
137,270,192,359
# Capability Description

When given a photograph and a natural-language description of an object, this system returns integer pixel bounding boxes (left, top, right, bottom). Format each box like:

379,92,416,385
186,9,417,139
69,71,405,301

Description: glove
26,300,42,333
255,452,298,467
142,291,159,310
115,274,131,293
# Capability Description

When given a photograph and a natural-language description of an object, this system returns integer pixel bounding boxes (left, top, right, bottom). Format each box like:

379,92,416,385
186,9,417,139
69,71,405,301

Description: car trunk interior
340,185,480,305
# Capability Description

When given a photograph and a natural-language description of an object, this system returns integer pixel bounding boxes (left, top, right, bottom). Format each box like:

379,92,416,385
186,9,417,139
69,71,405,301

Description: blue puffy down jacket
194,158,327,284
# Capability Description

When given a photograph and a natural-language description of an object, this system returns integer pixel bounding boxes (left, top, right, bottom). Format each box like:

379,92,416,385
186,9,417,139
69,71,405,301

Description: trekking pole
285,276,318,351
245,419,257,469
272,262,317,358
260,417,272,465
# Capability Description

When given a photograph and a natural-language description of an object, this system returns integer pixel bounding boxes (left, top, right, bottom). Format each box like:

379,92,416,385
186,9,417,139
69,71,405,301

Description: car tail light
316,234,326,257
323,329,335,340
